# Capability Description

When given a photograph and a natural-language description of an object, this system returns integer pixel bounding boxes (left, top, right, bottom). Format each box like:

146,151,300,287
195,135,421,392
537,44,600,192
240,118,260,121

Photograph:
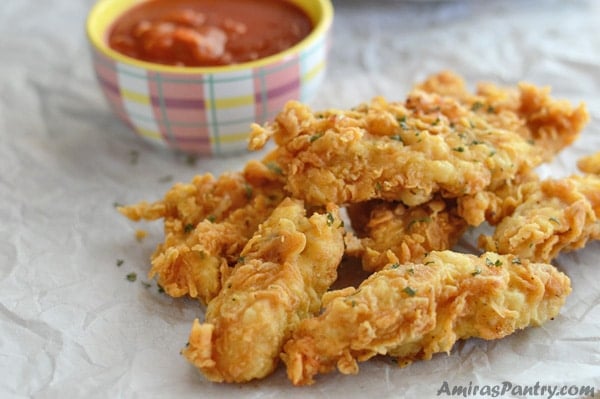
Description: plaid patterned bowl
86,0,333,156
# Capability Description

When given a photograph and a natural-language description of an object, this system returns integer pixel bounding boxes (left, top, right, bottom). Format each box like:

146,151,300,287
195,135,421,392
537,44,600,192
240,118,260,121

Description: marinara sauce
107,0,313,67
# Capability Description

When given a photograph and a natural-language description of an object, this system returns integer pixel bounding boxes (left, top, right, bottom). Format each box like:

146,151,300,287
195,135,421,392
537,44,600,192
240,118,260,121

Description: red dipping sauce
107,0,313,67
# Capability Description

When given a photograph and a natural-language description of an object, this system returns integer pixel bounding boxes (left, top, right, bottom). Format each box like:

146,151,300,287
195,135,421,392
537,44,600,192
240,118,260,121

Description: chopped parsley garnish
472,269,482,276
390,263,400,269
184,223,195,233
185,154,197,166
206,215,216,223
549,217,560,225
129,150,139,165
485,257,503,267
310,133,323,142
453,146,465,152
403,286,417,297
390,134,403,142
126,272,137,282
408,217,431,230
244,183,253,200
141,281,151,289
326,212,335,226
116,259,124,267
397,115,408,129
471,101,484,112
266,162,283,175
158,175,173,183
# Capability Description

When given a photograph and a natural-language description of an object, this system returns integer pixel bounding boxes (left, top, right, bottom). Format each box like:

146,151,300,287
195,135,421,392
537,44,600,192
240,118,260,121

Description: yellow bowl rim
86,0,333,74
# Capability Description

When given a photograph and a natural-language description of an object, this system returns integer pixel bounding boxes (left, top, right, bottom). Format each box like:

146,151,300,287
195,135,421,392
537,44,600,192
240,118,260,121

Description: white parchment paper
1,0,600,398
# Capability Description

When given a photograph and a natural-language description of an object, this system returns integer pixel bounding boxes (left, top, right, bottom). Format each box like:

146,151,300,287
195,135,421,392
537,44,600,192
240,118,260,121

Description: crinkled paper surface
1,0,600,398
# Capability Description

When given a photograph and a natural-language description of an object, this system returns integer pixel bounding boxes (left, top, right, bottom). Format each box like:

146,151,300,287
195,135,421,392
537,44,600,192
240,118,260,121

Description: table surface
2,0,600,398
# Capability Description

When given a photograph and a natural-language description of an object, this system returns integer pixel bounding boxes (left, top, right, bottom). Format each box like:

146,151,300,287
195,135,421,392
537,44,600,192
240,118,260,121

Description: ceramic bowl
86,0,333,155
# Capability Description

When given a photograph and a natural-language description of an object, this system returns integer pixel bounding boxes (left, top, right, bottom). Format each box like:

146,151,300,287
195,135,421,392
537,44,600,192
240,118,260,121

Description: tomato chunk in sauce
107,0,313,67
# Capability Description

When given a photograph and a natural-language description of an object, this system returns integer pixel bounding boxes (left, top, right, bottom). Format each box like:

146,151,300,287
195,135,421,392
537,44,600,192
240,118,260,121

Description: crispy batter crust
479,175,600,262
282,251,571,386
182,198,345,382
118,161,286,303
345,198,468,271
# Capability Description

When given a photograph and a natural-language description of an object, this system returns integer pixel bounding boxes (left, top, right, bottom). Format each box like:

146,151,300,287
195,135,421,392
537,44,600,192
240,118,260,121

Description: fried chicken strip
118,161,286,303
182,198,345,383
479,175,600,263
249,73,587,208
345,198,468,272
250,90,542,207
282,250,571,386
417,71,589,161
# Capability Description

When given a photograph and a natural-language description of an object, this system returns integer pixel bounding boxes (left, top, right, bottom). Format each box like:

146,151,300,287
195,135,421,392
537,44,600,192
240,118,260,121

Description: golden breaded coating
457,170,540,226
249,72,587,208
578,151,600,175
479,175,600,263
182,198,345,383
250,93,541,207
118,161,286,303
417,71,589,161
282,251,571,386
345,198,468,271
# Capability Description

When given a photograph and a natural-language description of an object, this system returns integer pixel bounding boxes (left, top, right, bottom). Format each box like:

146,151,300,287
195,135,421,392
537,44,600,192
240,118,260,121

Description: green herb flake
184,223,195,233
113,202,122,208
390,134,404,142
129,150,139,165
397,116,408,130
266,162,283,175
185,154,197,166
310,133,323,142
326,212,335,226
472,268,482,276
116,259,124,267
244,183,253,200
424,261,435,266
408,267,415,274
485,257,503,267
237,256,245,264
126,272,137,282
453,146,465,152
549,217,560,225
408,217,431,230
403,286,417,297
471,101,484,112
511,257,522,265
158,175,173,183
432,118,441,126
157,284,165,294
206,215,216,223
141,281,152,289
390,263,400,269
487,105,496,113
